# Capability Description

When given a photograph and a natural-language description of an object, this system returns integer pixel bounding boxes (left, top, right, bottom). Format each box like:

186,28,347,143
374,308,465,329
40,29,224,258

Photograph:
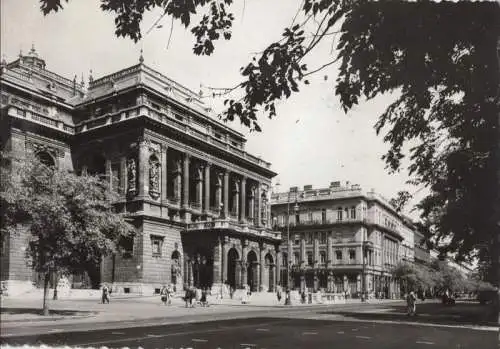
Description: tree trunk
52,271,59,300
42,272,50,316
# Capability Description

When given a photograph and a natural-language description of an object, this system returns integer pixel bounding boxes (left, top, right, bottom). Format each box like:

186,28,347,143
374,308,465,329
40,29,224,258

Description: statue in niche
127,158,137,194
149,157,160,199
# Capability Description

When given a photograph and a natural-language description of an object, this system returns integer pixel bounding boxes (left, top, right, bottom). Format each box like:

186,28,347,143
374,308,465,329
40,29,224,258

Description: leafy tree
38,1,500,279
0,153,135,315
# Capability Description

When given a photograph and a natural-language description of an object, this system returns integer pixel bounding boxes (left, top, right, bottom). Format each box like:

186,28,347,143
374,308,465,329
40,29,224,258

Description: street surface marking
416,341,435,345
351,328,358,331
48,329,62,332
356,335,371,339
256,328,269,332
146,334,162,338
341,318,499,332
337,331,345,334
111,331,125,335
240,344,256,347
74,320,291,347
192,338,208,342
302,331,318,335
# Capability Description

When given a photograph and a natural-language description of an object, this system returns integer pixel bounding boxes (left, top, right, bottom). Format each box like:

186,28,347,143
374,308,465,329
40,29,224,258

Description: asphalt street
1,317,496,349
0,302,396,337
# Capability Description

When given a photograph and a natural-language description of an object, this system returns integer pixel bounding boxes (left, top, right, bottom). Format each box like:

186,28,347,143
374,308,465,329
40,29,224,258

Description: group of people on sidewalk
182,285,210,308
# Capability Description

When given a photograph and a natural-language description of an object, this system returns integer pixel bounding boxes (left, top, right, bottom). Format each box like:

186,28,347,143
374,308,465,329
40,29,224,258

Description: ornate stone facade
271,182,407,299
0,47,278,295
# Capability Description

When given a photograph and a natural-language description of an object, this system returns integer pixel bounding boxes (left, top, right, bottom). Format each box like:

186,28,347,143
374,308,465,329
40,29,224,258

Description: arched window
36,151,55,168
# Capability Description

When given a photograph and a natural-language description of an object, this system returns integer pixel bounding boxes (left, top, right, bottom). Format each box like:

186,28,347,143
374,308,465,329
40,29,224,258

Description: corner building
271,182,408,299
0,47,278,295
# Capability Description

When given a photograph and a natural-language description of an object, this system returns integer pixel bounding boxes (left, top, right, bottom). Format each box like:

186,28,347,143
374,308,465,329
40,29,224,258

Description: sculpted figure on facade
127,158,137,195
149,156,160,199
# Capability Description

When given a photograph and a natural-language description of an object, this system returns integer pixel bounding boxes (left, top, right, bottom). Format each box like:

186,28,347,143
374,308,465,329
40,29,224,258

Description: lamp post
361,241,367,302
285,192,299,305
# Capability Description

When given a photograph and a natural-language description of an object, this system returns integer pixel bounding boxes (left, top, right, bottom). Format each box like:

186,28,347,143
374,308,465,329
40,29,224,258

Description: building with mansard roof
0,46,279,296
270,181,414,299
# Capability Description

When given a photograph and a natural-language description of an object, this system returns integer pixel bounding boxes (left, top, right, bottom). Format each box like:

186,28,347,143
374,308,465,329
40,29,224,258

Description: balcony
186,219,281,240
189,202,202,212
166,196,181,207
275,218,365,229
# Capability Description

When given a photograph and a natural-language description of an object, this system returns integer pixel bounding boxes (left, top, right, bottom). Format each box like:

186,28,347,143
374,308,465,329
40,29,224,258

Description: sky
0,0,424,218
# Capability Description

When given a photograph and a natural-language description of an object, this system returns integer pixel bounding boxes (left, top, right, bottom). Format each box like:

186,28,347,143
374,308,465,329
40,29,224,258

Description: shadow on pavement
1,307,93,317
320,302,498,327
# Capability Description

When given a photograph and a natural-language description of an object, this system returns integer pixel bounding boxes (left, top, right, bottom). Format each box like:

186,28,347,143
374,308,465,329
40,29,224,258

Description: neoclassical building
0,47,279,295
271,182,410,299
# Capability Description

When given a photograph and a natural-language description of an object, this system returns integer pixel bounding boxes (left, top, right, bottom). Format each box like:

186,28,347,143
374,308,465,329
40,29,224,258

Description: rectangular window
294,234,300,245
350,206,356,219
307,233,313,244
320,232,327,244
336,250,342,260
307,252,313,266
349,250,356,260
320,251,326,264
294,252,300,265
282,253,288,266
295,213,300,224
151,236,163,257
307,211,313,222
337,208,343,221
321,209,327,224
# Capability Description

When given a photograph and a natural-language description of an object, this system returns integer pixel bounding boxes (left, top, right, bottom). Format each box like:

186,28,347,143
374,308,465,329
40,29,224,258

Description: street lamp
285,192,299,305
361,241,368,302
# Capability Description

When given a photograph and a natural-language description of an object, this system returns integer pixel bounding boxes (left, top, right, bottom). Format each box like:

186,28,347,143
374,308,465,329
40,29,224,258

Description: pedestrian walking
276,284,282,303
101,284,110,304
407,290,416,316
160,285,168,305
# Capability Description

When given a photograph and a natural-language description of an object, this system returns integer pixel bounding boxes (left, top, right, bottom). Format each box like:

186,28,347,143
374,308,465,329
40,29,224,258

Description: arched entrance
227,248,239,289
265,253,275,292
192,249,213,289
247,250,258,292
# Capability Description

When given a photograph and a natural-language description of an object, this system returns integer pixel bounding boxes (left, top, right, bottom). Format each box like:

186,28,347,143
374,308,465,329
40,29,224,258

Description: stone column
300,235,306,265
240,177,246,222
105,158,112,185
120,156,127,195
313,233,319,266
204,163,211,213
233,180,240,218
138,141,149,198
215,172,223,216
313,270,319,292
259,247,265,291
222,237,228,283
256,183,262,226
182,154,190,208
161,146,168,201
249,186,255,222
223,170,229,218
327,232,332,267
241,240,248,287
213,237,222,285
196,166,203,208
174,160,182,200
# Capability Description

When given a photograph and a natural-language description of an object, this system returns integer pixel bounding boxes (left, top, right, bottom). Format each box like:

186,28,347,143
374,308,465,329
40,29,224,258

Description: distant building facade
271,181,411,299
0,47,279,295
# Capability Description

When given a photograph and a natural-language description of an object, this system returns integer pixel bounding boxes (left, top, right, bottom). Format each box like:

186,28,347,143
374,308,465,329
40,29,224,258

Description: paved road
1,317,496,349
